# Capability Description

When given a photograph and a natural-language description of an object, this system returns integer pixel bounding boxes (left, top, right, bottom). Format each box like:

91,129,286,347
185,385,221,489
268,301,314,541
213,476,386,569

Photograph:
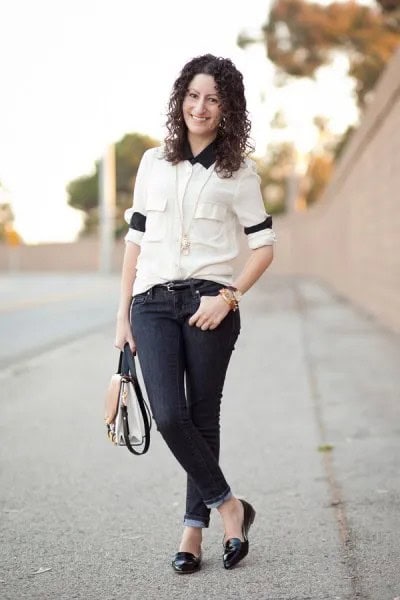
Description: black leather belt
156,279,211,292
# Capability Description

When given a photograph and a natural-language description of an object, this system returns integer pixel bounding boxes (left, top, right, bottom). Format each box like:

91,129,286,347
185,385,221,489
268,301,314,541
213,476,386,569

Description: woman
115,54,276,573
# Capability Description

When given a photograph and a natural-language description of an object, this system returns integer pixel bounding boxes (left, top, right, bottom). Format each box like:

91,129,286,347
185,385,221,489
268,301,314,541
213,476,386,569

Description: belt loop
190,279,200,298
148,285,155,299
189,279,196,298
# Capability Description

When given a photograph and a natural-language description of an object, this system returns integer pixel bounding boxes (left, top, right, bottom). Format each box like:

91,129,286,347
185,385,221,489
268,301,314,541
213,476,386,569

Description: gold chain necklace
175,162,215,255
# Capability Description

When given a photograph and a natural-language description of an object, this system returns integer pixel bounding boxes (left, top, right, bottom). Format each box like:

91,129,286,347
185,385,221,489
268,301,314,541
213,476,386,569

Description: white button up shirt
124,145,276,296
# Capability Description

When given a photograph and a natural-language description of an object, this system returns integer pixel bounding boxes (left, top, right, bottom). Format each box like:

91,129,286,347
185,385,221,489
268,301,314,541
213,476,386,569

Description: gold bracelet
230,287,242,304
219,288,239,311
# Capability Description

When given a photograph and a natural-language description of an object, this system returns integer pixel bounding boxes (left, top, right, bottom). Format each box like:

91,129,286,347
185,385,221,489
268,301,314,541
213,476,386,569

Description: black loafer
223,499,256,569
172,551,202,574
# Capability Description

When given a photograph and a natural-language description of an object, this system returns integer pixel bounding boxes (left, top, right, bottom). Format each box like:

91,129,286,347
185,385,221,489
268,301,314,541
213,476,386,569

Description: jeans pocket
198,281,224,298
132,292,148,306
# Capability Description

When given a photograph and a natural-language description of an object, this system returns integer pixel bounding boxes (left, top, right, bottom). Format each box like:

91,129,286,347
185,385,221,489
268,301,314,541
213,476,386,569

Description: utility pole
99,144,116,273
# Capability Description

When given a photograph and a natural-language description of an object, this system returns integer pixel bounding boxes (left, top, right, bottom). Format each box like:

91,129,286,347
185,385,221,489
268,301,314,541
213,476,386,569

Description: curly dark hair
164,54,254,177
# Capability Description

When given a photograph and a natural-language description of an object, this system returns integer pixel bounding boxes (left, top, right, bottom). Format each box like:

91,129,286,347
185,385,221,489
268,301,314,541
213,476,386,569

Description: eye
188,92,198,99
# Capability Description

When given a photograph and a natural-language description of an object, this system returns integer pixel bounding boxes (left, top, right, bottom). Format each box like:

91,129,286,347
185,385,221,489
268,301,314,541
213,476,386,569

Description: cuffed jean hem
204,488,232,509
183,518,209,528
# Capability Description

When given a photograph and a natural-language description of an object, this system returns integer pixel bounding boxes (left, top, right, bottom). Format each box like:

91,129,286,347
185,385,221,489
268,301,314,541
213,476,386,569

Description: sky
0,0,358,244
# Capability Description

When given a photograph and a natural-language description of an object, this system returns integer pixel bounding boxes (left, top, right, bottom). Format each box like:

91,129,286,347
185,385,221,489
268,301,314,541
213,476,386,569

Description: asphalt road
0,273,399,600
0,273,120,369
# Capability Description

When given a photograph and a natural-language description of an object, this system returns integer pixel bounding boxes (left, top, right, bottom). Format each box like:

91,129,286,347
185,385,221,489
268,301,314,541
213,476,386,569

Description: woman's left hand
188,295,231,330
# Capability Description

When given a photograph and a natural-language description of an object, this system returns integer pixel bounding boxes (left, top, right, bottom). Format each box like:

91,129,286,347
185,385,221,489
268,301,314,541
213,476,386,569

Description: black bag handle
119,343,151,456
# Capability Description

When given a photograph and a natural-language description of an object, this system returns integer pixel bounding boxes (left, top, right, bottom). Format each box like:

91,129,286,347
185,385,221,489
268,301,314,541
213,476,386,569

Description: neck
187,133,216,157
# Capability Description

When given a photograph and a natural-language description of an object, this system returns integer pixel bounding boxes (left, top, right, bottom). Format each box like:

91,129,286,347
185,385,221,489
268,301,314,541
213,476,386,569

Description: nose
193,97,206,115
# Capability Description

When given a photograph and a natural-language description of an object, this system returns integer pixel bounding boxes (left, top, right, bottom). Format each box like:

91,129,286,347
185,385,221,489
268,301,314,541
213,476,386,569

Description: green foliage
255,142,296,214
257,116,341,210
304,154,334,206
262,0,400,107
238,1,400,208
66,169,99,213
333,125,356,160
301,116,336,206
0,181,17,242
0,202,13,241
67,133,158,237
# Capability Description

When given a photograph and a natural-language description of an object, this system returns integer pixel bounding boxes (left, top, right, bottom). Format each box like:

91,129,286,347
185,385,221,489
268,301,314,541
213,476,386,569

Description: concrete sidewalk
0,275,399,600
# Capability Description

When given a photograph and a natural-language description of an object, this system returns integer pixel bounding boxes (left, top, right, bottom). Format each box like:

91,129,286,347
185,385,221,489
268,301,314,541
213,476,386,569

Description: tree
256,142,297,214
67,133,158,237
249,0,400,108
0,203,22,245
301,116,336,206
0,202,13,242
238,0,400,209
0,182,22,244
303,154,334,205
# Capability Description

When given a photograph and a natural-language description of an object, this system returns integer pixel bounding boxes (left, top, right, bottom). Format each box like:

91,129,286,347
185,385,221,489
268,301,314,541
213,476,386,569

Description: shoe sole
172,564,201,574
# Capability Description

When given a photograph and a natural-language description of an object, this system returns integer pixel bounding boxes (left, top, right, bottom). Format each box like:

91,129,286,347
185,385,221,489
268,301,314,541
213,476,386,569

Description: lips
191,114,208,121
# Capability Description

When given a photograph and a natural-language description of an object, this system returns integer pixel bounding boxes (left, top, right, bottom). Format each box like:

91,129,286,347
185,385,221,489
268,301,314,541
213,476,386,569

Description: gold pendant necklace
181,234,191,255
175,161,215,255
175,165,195,256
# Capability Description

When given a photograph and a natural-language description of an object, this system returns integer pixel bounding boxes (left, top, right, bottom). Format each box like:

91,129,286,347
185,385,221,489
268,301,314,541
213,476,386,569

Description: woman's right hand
114,315,136,353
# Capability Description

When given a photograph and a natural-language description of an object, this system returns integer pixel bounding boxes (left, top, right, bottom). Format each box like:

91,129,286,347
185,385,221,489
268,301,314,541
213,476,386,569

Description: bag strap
117,351,123,375
118,344,137,379
120,343,151,456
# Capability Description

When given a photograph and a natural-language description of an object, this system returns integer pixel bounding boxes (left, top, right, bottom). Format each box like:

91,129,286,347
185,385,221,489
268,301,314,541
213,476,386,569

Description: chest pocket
143,196,168,242
191,202,227,245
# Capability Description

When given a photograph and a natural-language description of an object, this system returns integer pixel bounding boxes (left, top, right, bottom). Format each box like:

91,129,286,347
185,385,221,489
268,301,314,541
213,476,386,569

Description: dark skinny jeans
131,278,240,527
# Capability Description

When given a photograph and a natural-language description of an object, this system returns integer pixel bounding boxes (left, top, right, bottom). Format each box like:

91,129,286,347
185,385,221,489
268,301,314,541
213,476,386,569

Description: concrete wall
0,239,124,272
270,50,400,333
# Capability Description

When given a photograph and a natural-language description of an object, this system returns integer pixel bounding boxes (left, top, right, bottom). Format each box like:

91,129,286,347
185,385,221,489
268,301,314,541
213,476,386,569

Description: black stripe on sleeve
129,212,146,232
244,216,272,235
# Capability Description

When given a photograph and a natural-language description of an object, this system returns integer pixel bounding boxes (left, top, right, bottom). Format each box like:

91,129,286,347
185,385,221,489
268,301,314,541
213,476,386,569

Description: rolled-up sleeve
232,160,276,249
124,149,152,245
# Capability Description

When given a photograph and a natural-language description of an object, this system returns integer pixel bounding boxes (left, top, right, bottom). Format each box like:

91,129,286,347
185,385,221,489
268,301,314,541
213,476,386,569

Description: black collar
182,140,216,169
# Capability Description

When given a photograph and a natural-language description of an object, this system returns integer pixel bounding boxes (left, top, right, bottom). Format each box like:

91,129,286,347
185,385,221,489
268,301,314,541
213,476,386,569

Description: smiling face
182,74,222,145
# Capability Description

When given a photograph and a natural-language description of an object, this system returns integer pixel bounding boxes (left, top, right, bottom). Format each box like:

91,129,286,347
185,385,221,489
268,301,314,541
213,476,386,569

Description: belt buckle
166,282,175,292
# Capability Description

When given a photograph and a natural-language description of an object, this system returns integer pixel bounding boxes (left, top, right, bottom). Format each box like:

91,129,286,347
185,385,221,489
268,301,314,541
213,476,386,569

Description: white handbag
105,344,152,455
